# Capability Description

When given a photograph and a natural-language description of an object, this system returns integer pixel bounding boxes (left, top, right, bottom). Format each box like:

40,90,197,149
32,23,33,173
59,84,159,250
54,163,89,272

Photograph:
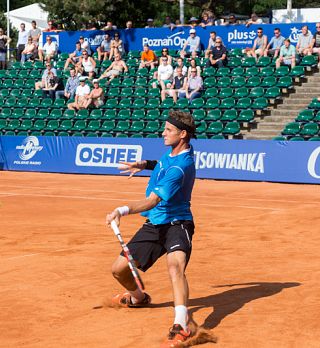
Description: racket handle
111,220,121,237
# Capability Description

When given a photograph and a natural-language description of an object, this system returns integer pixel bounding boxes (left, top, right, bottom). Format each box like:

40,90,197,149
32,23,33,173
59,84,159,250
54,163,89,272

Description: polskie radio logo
14,136,43,165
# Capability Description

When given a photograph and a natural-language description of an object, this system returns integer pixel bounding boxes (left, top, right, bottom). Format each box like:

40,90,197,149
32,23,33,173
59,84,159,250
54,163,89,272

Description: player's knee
167,262,184,280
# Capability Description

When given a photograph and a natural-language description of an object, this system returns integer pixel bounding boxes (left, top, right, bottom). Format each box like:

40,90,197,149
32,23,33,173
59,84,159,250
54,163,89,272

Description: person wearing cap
145,18,155,28
56,68,79,100
151,55,173,90
67,77,91,110
106,110,197,348
97,33,112,61
98,53,128,83
139,44,158,69
83,79,104,108
189,17,199,28
79,36,91,56
180,29,201,59
109,32,125,60
64,42,83,70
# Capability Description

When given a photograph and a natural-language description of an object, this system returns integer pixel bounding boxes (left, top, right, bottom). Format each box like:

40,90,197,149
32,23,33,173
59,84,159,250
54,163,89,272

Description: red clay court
1,171,319,348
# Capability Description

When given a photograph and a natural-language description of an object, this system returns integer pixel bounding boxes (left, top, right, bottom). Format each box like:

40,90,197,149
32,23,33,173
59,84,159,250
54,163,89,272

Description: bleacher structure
0,49,318,139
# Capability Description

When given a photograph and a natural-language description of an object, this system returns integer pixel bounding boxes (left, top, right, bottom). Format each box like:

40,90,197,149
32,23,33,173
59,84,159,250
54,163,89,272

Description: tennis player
106,110,196,347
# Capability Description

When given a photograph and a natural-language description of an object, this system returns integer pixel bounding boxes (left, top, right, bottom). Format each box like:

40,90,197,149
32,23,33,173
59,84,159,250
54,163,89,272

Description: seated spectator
205,31,218,58
179,68,203,102
0,28,11,70
38,36,58,61
97,33,112,61
139,44,158,69
126,21,133,30
98,53,128,82
276,38,296,69
187,58,201,78
56,68,79,100
67,77,91,110
28,21,41,47
159,47,173,65
163,16,174,28
264,28,285,59
161,67,187,102
85,20,97,31
109,32,125,60
311,23,320,64
173,57,187,77
296,25,312,56
246,13,263,27
76,50,96,77
180,29,201,59
83,79,104,108
102,21,117,31
225,14,238,25
145,18,155,28
152,57,173,90
64,41,82,70
245,27,267,59
42,71,64,100
79,36,91,56
35,62,57,90
189,17,199,28
199,10,215,27
43,20,58,32
21,36,36,63
206,37,227,68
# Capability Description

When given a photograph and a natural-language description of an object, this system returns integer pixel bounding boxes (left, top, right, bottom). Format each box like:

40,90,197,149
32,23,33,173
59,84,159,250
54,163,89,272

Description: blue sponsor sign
42,22,318,53
0,136,320,184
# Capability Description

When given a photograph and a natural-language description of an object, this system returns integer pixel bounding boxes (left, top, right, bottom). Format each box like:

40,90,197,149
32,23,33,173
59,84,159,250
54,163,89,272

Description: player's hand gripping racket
110,220,145,291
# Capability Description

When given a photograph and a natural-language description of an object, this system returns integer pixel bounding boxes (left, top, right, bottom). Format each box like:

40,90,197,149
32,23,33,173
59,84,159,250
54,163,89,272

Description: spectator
16,23,28,62
0,28,11,69
64,42,82,70
28,21,41,47
187,58,201,78
311,23,320,65
199,11,214,27
173,57,187,77
42,71,64,100
145,18,155,28
180,29,201,59
264,28,285,59
109,32,125,60
56,68,79,100
79,36,91,56
246,13,263,27
83,79,104,109
35,62,57,90
161,66,187,102
21,37,36,63
86,20,97,31
296,25,312,57
179,68,203,102
38,36,58,61
98,53,128,82
206,37,227,68
159,47,173,65
67,77,91,110
139,44,158,69
43,20,57,32
102,21,117,31
126,21,133,30
225,14,238,25
205,31,217,58
276,38,296,69
76,50,96,77
152,56,173,90
189,17,199,28
97,33,112,61
163,16,174,28
246,27,267,58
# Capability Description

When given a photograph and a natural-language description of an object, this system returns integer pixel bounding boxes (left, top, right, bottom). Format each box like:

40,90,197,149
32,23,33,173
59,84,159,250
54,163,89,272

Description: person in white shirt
38,36,58,61
67,77,91,110
173,57,188,77
16,23,28,62
152,57,173,90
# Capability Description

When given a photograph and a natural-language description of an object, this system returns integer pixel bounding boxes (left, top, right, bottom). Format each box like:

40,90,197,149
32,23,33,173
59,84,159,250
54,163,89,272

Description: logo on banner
142,31,187,48
14,136,43,165
307,146,320,179
227,29,256,45
75,144,142,167
88,34,105,46
288,27,302,43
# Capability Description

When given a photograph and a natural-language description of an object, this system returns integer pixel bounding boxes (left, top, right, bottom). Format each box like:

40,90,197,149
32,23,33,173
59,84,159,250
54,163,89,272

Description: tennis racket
111,220,145,291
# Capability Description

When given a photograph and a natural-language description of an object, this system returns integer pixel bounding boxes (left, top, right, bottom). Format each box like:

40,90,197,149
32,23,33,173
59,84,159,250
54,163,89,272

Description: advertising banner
1,136,320,184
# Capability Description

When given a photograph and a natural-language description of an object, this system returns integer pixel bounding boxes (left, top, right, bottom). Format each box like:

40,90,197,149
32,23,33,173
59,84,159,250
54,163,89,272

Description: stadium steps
245,70,320,140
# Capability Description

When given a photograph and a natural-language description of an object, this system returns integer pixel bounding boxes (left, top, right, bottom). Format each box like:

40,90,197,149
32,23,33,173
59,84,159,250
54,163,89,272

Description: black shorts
122,220,194,272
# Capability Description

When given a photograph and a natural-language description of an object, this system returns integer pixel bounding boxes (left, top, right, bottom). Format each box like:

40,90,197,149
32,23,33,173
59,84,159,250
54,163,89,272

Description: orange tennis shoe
161,324,191,348
112,292,151,308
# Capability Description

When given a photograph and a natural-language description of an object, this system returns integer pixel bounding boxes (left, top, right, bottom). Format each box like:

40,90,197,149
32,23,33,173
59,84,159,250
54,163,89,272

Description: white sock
174,305,188,331
128,288,145,304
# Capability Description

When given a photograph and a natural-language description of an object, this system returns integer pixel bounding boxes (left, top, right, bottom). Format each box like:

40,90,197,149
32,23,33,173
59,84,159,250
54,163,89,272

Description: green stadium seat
131,109,145,120
117,110,131,120
160,98,174,109
277,76,293,89
192,109,206,121
203,77,217,88
89,109,103,120
21,89,33,99
190,97,205,109
122,77,135,87
290,66,305,78
242,57,256,67
205,97,220,109
18,120,32,131
265,86,281,99
256,56,271,67
129,120,145,133
252,97,268,110
202,67,216,77
234,87,249,98
207,121,223,134
0,89,10,98
301,55,318,67
135,78,148,87
308,98,320,110
175,98,189,109
137,68,149,77
17,131,29,136
118,98,132,109
19,70,29,79
109,78,121,87
146,109,160,120
59,120,72,131
274,66,290,77
5,97,17,107
147,88,161,98
195,120,207,133
204,87,218,98
221,109,238,122
145,121,160,133
104,99,118,109
223,121,241,135
72,120,86,131
134,87,147,98
86,132,98,137
260,66,275,77
217,77,231,88
160,110,170,120
114,120,130,132
0,108,11,119
103,110,116,120
245,67,260,77
3,79,14,89
46,120,59,131
218,87,233,98
10,89,21,98
231,77,246,88
108,87,120,97
249,87,264,98
4,130,16,135
227,57,242,68
16,97,29,109
115,133,129,138
49,109,63,120
28,97,41,108
100,120,116,132
72,132,84,137
86,120,100,132
211,134,225,139
229,48,243,57
289,136,305,141
146,134,158,138
282,122,300,135
133,98,146,109
230,67,245,77
246,76,261,87
308,136,320,141
11,109,24,119
215,67,230,77
300,123,319,137
0,119,7,131
206,109,221,121
37,109,49,119
197,134,208,139
146,98,160,109
24,109,37,119
220,97,236,109
62,109,75,119
295,109,314,123
0,70,7,78
272,136,287,141
32,120,46,131
121,87,134,97
261,76,277,88
314,112,320,122
238,109,255,123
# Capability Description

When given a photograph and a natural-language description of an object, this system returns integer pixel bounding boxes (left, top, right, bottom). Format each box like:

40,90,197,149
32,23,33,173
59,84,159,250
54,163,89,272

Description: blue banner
1,136,320,184
43,22,318,54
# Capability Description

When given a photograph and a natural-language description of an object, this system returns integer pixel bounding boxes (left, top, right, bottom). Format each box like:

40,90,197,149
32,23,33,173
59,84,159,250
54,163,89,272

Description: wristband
145,160,158,170
116,206,130,216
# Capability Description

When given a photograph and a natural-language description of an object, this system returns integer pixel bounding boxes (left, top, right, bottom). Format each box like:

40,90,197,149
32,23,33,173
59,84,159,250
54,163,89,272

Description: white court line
197,203,281,211
6,248,76,260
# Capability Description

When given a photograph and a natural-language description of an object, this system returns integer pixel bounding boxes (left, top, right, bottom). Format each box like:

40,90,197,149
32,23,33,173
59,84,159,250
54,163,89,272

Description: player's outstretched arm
118,160,158,178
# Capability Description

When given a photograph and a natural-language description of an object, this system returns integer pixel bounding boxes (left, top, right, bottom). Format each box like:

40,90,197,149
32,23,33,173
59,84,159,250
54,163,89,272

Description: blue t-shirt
141,146,195,225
